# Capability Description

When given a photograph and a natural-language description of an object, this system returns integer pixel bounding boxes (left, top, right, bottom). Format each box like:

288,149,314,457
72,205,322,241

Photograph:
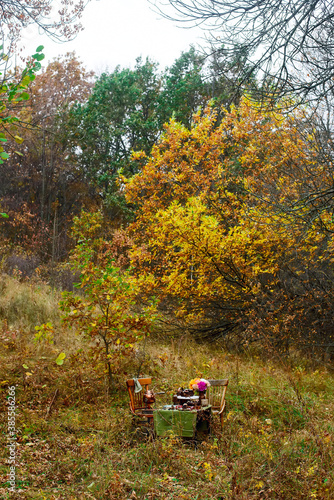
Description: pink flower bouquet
189,378,211,392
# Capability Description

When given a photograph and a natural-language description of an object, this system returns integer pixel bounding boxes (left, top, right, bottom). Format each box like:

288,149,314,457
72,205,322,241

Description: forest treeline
1,46,334,359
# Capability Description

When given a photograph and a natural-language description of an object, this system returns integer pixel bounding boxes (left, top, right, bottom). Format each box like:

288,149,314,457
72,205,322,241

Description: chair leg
147,415,154,427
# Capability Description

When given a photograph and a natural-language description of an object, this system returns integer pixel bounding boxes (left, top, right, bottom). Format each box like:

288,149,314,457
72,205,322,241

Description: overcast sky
19,0,205,73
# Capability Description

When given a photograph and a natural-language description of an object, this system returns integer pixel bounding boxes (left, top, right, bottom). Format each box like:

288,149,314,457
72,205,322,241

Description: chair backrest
126,378,152,413
207,379,229,411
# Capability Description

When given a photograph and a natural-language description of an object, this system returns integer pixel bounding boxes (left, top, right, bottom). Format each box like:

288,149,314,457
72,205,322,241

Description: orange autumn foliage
125,98,334,349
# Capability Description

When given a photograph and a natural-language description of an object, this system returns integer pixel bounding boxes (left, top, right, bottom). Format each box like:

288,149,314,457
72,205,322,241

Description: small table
153,405,212,438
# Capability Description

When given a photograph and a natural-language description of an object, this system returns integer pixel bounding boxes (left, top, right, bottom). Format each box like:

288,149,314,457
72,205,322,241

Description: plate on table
176,396,199,401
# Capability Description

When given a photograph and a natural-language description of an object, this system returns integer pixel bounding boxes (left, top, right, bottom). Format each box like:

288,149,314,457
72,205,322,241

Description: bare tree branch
0,0,90,43
151,0,334,104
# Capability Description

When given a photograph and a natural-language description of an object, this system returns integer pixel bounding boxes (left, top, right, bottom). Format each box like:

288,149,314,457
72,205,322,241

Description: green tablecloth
154,407,211,437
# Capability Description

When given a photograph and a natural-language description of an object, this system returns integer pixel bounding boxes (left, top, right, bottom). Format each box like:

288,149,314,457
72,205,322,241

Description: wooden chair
206,379,229,428
126,378,154,426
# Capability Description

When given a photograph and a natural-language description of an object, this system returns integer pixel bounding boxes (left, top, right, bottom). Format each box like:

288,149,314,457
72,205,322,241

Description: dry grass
0,275,61,330
0,277,333,499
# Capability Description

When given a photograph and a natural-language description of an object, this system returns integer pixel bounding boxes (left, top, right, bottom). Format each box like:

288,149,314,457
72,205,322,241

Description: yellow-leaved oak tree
125,98,334,353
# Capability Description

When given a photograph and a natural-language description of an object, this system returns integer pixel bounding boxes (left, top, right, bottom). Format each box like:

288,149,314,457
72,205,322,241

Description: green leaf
0,152,9,159
33,53,45,62
0,213,9,218
36,45,44,52
20,92,30,101
22,364,29,370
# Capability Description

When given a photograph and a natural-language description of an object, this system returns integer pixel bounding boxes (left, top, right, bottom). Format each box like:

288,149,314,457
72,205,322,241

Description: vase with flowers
189,378,210,405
